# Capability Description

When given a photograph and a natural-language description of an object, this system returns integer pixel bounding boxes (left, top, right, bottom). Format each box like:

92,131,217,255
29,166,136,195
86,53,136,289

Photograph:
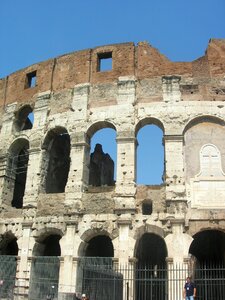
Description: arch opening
0,235,18,256
89,128,116,187
0,235,18,298
7,139,29,208
189,230,225,299
76,235,115,298
11,148,29,208
33,234,61,257
85,235,114,258
136,124,164,185
29,234,61,300
189,230,225,265
14,105,34,131
44,129,71,194
136,233,167,267
135,233,167,300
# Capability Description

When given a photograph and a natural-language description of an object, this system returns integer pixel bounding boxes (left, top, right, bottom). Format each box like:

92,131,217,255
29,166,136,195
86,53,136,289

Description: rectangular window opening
25,71,37,88
97,52,113,72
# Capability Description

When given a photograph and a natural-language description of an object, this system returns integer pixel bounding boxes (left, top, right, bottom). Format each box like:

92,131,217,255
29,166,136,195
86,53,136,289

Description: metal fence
0,256,224,300
80,261,225,300
28,256,60,300
0,255,17,300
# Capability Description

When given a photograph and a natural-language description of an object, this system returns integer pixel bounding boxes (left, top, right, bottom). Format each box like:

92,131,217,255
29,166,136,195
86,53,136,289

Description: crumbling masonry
0,39,225,300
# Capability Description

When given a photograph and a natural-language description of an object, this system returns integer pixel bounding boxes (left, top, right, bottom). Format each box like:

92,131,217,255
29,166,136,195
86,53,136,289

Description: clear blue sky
1,0,225,78
1,0,225,184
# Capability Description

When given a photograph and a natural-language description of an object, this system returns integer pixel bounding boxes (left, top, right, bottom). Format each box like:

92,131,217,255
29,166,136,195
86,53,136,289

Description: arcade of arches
0,39,225,300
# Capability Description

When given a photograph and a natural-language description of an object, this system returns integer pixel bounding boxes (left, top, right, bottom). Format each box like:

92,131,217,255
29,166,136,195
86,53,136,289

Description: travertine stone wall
0,39,225,299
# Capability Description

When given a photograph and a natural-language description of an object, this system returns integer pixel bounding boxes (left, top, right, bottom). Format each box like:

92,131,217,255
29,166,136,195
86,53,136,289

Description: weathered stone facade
0,39,225,299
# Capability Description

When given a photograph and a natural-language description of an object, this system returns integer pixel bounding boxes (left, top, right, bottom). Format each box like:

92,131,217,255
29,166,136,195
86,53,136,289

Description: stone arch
41,126,71,193
9,136,30,156
135,117,165,184
134,225,167,261
86,121,117,140
78,228,115,257
14,104,34,131
183,115,225,182
134,225,167,300
135,117,165,135
87,121,117,187
32,227,63,256
30,228,62,299
183,115,225,135
7,137,30,208
188,228,225,296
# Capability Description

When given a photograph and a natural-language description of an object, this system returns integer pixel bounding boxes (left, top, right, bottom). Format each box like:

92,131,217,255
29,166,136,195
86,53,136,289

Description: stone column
115,134,136,212
164,135,186,211
114,76,137,212
15,222,34,300
0,155,8,205
23,147,42,208
166,256,188,300
116,219,135,300
65,133,90,208
165,220,192,300
58,220,78,300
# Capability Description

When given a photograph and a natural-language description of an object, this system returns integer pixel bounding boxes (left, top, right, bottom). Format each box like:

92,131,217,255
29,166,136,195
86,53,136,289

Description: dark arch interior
136,233,167,300
189,230,225,264
46,133,70,193
12,146,29,208
85,235,114,257
136,233,167,266
42,235,61,256
0,237,18,255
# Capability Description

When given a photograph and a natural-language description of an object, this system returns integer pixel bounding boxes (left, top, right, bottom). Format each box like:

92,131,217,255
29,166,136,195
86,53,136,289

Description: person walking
183,276,196,300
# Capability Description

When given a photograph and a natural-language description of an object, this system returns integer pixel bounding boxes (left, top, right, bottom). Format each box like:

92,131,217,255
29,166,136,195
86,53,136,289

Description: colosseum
0,39,225,300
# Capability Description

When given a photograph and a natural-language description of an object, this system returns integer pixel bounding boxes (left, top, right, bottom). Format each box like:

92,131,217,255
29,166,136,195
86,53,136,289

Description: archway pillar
115,134,136,212
58,221,78,299
15,222,34,300
164,135,185,202
23,147,42,208
165,220,193,300
115,219,136,300
0,155,9,205
65,133,90,208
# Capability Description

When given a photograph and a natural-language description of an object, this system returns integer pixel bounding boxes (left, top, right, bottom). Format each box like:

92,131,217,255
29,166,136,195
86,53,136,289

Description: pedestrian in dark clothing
183,276,196,300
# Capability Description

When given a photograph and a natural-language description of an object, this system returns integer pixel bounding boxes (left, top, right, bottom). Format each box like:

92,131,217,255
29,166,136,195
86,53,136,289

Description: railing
0,256,224,300
0,256,17,300
80,262,225,300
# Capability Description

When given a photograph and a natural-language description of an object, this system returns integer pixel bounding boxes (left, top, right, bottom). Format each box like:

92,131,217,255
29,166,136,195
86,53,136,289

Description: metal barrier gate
29,256,60,300
79,261,225,300
0,256,17,299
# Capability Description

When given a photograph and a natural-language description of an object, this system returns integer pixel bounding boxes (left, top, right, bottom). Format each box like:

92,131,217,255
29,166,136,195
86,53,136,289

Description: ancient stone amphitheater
0,39,225,300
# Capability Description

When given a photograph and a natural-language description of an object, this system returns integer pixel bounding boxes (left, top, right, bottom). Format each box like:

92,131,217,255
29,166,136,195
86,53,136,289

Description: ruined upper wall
0,39,225,108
